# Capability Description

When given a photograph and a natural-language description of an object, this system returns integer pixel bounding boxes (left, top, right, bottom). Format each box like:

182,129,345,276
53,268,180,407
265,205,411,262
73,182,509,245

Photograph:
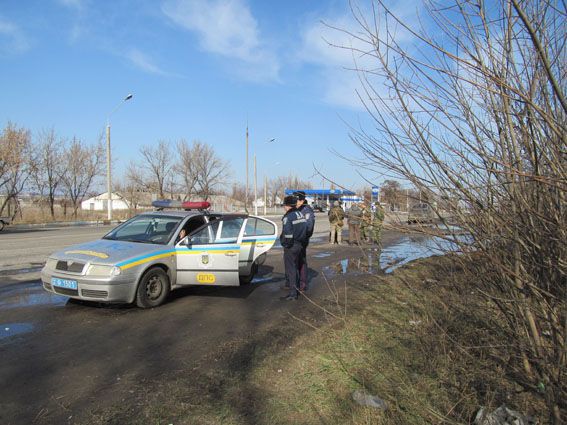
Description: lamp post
253,138,276,216
106,93,133,221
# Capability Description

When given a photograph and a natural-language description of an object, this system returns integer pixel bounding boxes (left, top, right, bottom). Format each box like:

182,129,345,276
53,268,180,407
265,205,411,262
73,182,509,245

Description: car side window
217,218,244,243
189,218,244,245
244,218,275,236
190,221,220,244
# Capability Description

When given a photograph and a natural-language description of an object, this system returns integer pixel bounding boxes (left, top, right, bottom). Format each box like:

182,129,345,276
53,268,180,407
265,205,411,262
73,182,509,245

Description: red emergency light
182,201,210,210
152,200,211,210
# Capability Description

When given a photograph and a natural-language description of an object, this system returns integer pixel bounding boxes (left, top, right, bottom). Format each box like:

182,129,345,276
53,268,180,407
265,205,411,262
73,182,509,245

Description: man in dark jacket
294,191,315,292
280,195,307,300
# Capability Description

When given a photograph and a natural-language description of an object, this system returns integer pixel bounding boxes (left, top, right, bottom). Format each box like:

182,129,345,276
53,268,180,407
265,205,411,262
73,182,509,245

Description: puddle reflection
323,235,468,277
0,323,34,340
0,283,67,309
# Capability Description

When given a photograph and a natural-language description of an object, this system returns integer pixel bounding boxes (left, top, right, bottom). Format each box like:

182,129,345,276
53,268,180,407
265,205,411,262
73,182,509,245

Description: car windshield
103,214,183,245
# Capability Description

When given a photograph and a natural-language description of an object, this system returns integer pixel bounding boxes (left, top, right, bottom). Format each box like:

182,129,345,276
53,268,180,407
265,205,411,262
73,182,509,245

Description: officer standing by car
280,195,307,300
294,191,315,292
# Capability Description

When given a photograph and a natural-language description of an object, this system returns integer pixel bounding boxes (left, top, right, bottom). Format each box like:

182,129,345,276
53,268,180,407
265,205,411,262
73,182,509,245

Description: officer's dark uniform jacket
298,204,315,241
280,208,307,248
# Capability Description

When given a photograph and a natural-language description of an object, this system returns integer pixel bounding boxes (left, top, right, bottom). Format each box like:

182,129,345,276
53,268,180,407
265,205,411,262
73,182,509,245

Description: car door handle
225,253,237,257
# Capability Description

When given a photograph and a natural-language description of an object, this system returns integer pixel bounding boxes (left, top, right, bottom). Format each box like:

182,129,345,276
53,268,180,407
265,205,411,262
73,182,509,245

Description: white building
81,192,130,211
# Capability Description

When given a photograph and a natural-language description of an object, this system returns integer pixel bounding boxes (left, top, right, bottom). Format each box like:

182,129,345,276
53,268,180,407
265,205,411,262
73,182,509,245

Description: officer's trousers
284,242,302,298
299,240,309,291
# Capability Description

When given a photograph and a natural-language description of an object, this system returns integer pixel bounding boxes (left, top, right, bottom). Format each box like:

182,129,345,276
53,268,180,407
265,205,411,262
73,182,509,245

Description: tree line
0,123,313,219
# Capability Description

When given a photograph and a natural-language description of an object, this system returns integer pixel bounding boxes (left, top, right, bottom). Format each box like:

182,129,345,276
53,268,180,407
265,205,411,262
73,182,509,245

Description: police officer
294,191,315,292
280,195,307,300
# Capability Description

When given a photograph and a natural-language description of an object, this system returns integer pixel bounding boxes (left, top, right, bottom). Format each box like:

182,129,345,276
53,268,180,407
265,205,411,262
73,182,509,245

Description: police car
41,201,278,308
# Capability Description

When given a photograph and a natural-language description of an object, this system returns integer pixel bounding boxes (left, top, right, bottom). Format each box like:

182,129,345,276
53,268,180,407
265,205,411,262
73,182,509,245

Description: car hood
49,239,168,265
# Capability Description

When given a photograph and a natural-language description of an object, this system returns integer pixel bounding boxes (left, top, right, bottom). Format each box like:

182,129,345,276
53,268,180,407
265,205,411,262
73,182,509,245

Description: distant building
81,192,130,211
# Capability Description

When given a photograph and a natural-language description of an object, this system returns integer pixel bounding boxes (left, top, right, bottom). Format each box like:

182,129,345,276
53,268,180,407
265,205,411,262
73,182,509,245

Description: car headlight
45,257,58,270
86,264,122,277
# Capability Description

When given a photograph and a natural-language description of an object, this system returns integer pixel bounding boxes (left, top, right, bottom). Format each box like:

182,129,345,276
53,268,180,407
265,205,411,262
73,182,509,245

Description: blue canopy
284,188,355,196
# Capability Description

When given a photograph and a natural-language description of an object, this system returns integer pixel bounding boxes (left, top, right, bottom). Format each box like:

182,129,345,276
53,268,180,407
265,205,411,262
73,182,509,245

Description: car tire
0,221,5,232
136,267,170,308
239,262,258,285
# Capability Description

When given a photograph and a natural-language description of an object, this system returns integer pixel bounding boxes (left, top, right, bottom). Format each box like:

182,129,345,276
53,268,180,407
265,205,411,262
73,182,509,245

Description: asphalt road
0,215,403,424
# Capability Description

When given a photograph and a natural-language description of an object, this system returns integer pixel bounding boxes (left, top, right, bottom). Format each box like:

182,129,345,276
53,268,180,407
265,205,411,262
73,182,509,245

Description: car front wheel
136,267,170,308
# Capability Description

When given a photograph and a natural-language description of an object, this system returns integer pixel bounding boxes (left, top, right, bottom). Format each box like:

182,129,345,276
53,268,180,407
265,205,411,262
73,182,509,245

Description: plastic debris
352,390,387,410
474,405,536,425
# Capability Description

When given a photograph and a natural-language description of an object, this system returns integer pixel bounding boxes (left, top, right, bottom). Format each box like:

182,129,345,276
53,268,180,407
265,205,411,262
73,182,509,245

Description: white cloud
126,48,171,76
0,17,30,55
298,1,420,110
161,0,279,82
57,0,87,10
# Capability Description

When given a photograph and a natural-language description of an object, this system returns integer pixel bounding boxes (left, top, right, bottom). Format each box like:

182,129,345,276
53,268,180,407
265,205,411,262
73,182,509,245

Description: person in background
294,191,315,292
347,202,363,245
372,202,385,246
280,195,307,301
360,203,372,243
328,201,345,244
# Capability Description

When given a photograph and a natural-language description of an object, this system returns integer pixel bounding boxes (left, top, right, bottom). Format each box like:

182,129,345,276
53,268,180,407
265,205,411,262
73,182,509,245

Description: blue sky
0,0,408,191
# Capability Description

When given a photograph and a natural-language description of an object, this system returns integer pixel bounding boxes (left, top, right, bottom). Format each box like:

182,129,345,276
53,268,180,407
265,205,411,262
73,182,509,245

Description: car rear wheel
136,267,170,308
239,262,258,285
0,221,5,232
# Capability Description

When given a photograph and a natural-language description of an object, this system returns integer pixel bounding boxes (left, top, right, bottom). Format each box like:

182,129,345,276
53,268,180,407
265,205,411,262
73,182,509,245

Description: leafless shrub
335,0,566,421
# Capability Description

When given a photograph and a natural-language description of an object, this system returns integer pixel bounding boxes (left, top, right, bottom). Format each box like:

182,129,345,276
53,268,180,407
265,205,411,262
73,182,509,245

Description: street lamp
254,138,277,216
106,93,133,221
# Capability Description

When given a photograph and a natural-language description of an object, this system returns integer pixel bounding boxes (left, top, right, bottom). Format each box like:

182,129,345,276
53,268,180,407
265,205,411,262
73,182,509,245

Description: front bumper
41,269,137,303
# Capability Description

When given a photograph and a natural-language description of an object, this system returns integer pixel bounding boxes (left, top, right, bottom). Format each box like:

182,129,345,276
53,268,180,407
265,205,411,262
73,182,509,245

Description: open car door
175,216,246,286
239,216,278,278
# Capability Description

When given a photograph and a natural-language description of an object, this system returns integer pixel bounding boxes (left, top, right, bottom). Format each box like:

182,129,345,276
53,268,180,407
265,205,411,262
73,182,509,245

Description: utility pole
263,175,267,216
254,154,258,216
245,124,249,213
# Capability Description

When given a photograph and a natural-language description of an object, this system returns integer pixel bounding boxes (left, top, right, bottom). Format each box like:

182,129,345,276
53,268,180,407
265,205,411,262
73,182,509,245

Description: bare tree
269,174,313,206
337,0,565,420
60,137,104,217
174,139,200,200
194,141,231,200
29,128,65,218
0,122,31,218
139,140,173,199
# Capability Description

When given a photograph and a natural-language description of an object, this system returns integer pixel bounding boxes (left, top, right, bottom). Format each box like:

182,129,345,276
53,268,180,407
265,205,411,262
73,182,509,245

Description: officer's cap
293,191,306,200
283,195,297,206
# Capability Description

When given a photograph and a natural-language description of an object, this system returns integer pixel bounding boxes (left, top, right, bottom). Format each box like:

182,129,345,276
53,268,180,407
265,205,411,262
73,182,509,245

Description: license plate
52,277,78,290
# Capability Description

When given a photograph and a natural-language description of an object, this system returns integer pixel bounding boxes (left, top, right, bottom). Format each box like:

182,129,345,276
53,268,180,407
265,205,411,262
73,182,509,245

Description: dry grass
83,255,549,424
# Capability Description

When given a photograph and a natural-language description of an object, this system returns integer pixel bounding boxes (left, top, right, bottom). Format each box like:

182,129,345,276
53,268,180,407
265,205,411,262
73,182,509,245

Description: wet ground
0,225,462,424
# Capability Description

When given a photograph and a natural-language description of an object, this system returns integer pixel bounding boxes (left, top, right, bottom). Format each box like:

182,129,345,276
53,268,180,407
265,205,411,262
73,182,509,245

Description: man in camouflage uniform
360,203,372,243
347,202,363,245
371,202,385,246
328,201,345,244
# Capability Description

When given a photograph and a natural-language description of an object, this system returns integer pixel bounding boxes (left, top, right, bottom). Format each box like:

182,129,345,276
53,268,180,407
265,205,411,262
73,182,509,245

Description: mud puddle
0,282,67,309
323,235,467,277
313,252,332,258
0,323,34,341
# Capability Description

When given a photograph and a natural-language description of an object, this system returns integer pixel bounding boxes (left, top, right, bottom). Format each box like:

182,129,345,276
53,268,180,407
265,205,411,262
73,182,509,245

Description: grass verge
86,254,548,424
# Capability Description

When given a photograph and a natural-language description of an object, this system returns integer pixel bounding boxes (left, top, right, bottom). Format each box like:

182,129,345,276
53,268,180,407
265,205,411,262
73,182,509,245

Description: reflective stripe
284,235,293,238
292,219,306,224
